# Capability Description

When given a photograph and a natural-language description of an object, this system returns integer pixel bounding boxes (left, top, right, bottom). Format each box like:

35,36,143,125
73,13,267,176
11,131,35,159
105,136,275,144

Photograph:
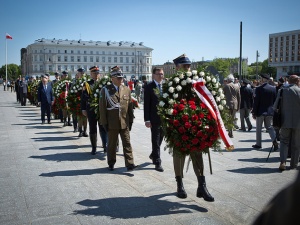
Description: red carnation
199,113,205,119
178,104,185,111
197,121,202,126
200,142,206,149
192,126,198,133
172,109,178,116
180,99,186,104
190,104,196,110
200,103,207,109
182,135,189,141
175,142,181,147
178,127,186,134
181,148,186,152
192,114,198,121
196,131,203,137
207,114,212,120
173,120,180,126
182,114,189,122
173,103,178,109
208,126,214,132
188,100,195,105
184,122,192,129
192,138,199,145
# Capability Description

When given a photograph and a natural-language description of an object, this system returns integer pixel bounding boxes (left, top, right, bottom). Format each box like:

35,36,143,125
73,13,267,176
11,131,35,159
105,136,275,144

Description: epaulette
85,82,92,95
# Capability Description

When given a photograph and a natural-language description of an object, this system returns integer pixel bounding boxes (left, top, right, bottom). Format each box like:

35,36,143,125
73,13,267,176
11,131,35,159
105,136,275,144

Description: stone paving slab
0,88,298,225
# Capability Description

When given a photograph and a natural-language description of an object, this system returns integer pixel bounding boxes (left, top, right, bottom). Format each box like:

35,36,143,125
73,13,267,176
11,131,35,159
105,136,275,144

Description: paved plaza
0,88,298,225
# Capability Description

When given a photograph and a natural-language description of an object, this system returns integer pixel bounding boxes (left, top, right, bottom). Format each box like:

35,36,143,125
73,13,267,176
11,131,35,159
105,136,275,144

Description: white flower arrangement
159,101,165,107
174,77,180,83
192,70,198,75
181,80,187,86
179,73,184,79
173,93,178,99
163,93,169,98
176,85,182,91
168,87,174,93
199,71,205,77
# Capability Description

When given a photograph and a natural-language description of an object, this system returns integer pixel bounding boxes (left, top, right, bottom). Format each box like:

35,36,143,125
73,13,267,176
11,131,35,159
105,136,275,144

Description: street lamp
256,50,260,80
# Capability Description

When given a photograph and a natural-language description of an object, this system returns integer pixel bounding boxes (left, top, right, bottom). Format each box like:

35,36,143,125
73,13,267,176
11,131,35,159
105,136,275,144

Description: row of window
33,49,149,56
269,56,300,62
32,65,151,73
271,34,300,42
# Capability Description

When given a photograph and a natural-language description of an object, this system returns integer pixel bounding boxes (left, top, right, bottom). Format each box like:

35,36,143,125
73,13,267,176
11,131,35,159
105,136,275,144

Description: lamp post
256,50,260,80
137,50,140,79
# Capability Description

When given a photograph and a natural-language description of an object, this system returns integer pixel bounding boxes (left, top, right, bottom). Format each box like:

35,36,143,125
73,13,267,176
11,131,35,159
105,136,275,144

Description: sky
1,0,299,69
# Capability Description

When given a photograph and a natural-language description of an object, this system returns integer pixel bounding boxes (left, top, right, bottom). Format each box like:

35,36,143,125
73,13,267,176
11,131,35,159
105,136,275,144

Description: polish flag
6,33,12,39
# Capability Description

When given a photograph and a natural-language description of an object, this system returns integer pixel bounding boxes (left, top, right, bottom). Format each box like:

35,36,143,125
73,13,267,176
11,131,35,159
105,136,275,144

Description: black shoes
248,126,253,131
108,165,114,171
82,132,88,137
273,140,279,151
252,144,262,149
239,128,246,132
91,151,96,155
155,165,164,172
127,164,138,171
48,121,51,124
41,121,45,124
196,176,214,202
175,176,187,199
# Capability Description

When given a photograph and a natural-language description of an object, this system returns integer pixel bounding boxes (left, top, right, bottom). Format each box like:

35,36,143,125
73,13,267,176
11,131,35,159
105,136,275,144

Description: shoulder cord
104,87,120,111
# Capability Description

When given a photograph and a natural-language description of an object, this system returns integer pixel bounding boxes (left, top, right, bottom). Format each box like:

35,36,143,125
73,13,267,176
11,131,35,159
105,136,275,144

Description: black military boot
67,117,72,126
90,133,97,155
78,128,83,137
175,176,187,199
63,118,67,127
82,127,88,137
196,176,214,202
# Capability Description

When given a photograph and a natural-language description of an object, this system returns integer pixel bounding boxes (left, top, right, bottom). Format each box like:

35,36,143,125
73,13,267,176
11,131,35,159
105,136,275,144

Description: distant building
269,29,300,78
21,38,153,80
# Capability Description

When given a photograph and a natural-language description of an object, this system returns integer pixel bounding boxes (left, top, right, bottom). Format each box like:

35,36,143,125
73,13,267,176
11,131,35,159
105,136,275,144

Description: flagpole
5,34,7,91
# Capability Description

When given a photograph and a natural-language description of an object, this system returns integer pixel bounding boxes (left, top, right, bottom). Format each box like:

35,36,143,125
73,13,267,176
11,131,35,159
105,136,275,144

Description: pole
239,21,242,81
5,36,7,91
256,50,259,80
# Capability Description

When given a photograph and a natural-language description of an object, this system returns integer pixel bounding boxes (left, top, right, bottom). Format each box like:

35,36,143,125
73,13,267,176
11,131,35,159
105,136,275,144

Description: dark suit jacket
38,82,53,105
144,81,161,125
252,83,276,117
240,85,253,109
19,81,28,94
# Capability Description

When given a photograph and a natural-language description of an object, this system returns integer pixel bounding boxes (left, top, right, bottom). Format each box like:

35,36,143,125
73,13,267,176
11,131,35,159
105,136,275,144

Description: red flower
208,126,214,132
182,114,189,122
188,100,195,105
190,104,196,110
197,121,202,126
199,113,205,119
192,115,198,121
182,135,189,141
178,127,186,134
172,109,178,116
192,138,199,145
191,146,197,151
173,120,180,127
175,142,181,147
207,114,212,120
186,144,191,149
180,99,186,104
178,104,185,111
192,126,198,133
184,122,192,129
200,103,207,109
196,131,203,137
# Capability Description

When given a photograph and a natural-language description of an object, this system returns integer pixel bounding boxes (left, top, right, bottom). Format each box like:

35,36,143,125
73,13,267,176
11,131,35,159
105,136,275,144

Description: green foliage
0,64,21,80
261,59,277,78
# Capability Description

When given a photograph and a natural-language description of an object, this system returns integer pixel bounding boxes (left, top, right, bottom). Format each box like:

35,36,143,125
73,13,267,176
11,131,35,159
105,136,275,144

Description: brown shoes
279,162,286,171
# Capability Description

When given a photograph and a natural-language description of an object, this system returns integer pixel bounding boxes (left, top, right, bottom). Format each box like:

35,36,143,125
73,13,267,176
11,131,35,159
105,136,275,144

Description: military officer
172,54,214,202
76,68,88,137
81,66,101,154
99,66,137,171
61,71,72,126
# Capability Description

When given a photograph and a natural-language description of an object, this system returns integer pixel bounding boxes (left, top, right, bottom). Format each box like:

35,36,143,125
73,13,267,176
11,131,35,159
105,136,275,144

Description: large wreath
28,80,40,104
53,79,71,110
157,68,233,157
67,76,90,116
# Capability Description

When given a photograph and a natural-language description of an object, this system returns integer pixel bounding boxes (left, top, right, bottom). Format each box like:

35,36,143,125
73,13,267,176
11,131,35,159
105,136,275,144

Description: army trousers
173,152,204,177
77,115,87,130
107,127,134,167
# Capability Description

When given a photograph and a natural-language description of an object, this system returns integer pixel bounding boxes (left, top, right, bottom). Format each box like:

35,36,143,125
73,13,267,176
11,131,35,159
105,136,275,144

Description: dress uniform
76,68,88,137
172,54,214,202
61,71,72,126
99,66,137,171
81,66,101,154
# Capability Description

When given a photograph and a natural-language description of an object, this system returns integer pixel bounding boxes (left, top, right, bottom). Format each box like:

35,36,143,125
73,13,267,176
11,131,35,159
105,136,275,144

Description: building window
49,65,52,71
34,55,37,62
90,56,93,62
64,65,68,71
102,51,105,55
84,51,87,54
84,65,88,71
71,50,74,54
34,50,37,53
77,50,80,54
77,56,81,62
34,65,38,71
40,50,43,53
71,56,74,62
58,65,61,71
96,51,99,54
132,52,134,55
280,57,283,62
40,65,43,71
84,56,87,62
58,56,61,62
90,51,93,54
283,67,287,72
131,66,134,72
102,57,105,63
58,50,61,53
65,50,67,53
114,57,117,63
126,52,129,55
39,55,43,61
71,65,75,72
126,66,129,72
120,52,123,55
269,58,272,62
108,51,111,55
126,57,129,63
96,56,99,62
49,50,52,53
146,58,150,64
102,66,105,72
120,66,123,71
114,52,117,55
147,67,150,72
64,56,68,62
108,57,111,63
120,57,123,63
131,57,135,63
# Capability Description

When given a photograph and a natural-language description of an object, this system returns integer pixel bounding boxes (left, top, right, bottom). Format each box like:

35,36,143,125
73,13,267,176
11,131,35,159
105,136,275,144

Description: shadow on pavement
73,193,207,218
227,167,280,174
239,156,280,163
29,152,99,162
39,144,90,150
31,136,78,142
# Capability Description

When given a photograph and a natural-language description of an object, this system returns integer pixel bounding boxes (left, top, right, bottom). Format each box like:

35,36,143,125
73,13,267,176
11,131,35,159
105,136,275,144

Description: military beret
260,73,270,80
173,54,192,66
242,78,250,84
111,66,123,77
62,71,68,75
89,66,99,73
54,72,59,76
77,67,85,72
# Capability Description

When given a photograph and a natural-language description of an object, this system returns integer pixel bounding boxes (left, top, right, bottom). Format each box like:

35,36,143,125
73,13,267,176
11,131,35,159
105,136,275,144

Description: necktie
158,84,162,96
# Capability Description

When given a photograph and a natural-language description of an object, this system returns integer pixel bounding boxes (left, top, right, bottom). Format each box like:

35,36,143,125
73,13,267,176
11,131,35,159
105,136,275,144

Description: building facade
21,38,153,79
269,29,300,78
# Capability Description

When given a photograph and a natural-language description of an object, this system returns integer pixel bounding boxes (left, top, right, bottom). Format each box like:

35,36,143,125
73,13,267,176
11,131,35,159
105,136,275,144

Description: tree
261,59,277,78
0,64,21,81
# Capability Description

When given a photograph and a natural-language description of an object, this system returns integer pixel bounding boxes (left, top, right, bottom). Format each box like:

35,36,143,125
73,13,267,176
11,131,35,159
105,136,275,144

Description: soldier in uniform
99,66,137,171
76,68,88,137
81,66,101,154
61,71,72,126
172,54,214,202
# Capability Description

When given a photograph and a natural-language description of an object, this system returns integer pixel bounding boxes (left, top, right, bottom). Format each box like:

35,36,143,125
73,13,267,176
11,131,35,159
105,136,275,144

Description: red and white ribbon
192,78,234,151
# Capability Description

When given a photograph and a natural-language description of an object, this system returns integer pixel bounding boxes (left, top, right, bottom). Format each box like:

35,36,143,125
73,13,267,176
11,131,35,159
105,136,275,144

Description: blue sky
1,0,299,69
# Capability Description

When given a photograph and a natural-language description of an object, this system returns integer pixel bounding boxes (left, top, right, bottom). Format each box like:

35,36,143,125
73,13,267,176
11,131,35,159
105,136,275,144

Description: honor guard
61,71,72,126
99,66,137,171
76,68,88,137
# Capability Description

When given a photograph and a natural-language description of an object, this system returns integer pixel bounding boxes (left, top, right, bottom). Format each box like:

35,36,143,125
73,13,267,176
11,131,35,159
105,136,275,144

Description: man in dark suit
19,77,28,106
37,74,54,124
239,79,253,131
252,73,278,149
144,67,164,172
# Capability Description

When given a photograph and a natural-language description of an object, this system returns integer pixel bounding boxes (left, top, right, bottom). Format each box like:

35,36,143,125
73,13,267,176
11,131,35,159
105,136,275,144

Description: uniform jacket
19,80,28,94
37,82,53,105
252,83,276,117
273,84,300,129
144,81,161,125
240,85,253,109
99,84,134,129
223,82,241,110
81,79,96,111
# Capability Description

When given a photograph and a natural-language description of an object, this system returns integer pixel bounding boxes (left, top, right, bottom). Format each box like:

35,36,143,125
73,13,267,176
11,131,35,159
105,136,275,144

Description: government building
269,29,300,78
21,38,153,80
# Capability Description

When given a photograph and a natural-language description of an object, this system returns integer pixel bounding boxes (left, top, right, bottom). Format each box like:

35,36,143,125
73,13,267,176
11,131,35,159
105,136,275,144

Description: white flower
174,77,180,83
102,81,106,84
70,90,74,93
176,85,182,91
214,83,219,88
216,96,220,102
193,76,199,80
107,82,111,85
168,99,174,104
168,81,173,86
75,90,78,93
79,87,82,90
221,100,226,105
94,94,98,97
206,76,211,82
181,80,187,86
220,93,225,99
104,75,108,79
192,70,198,75
218,105,224,110
96,89,99,93
218,88,223,93
186,78,192,83
186,72,192,77
168,109,173,115
163,93,169,98
212,78,216,83
199,71,205,77
168,87,174,93
159,101,165,107
76,85,79,88
173,93,178,99
81,83,84,86
212,91,216,95
99,84,103,88
179,73,184,79
73,86,76,90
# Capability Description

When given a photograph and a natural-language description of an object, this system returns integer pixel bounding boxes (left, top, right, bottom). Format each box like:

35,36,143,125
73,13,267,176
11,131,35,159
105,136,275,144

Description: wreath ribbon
192,78,234,151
